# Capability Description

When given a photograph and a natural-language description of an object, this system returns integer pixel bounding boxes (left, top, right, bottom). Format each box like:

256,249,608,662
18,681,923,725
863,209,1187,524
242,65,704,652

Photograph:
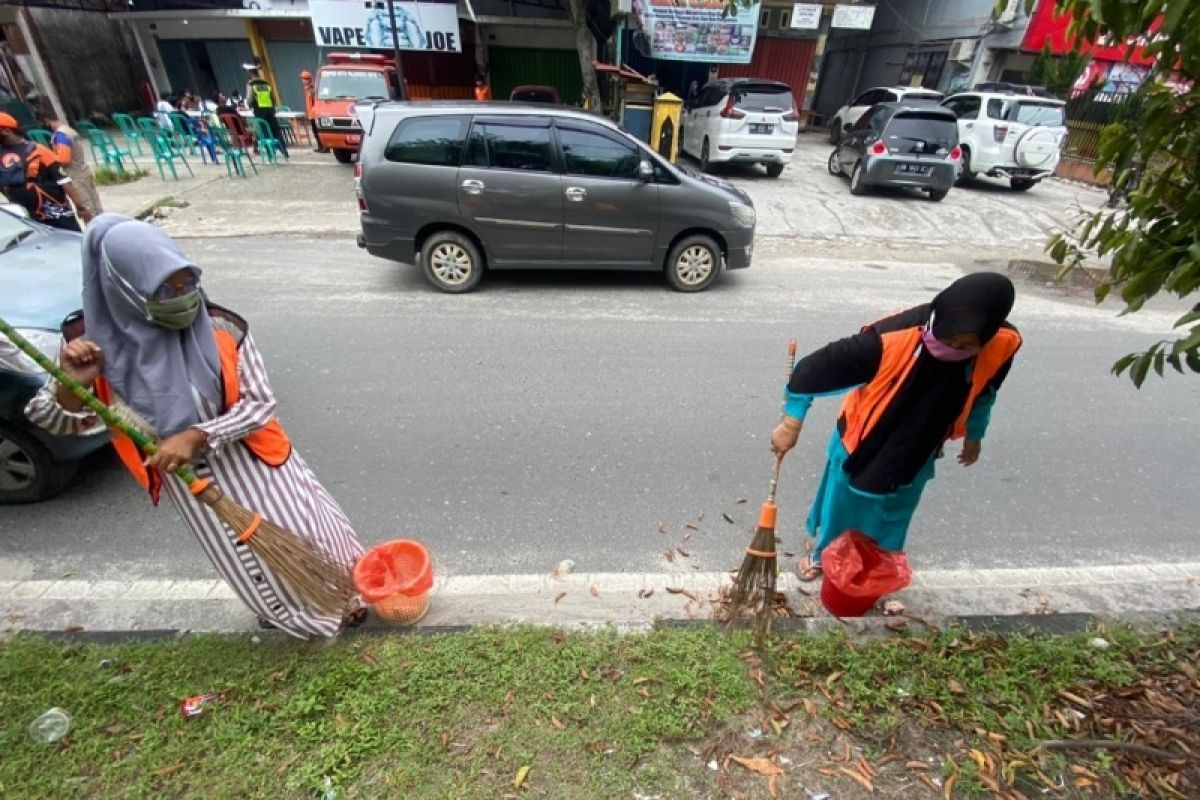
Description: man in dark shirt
0,113,93,231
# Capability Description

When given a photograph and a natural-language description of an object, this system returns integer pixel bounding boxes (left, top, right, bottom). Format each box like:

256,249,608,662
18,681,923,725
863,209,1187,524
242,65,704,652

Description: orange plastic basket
353,540,434,626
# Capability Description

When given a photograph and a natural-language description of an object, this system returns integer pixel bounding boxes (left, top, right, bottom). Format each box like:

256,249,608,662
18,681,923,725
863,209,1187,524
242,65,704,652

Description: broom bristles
726,523,778,641
198,485,356,618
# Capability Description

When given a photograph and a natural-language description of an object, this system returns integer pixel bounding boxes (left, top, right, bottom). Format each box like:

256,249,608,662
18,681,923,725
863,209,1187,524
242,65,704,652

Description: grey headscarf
82,214,222,438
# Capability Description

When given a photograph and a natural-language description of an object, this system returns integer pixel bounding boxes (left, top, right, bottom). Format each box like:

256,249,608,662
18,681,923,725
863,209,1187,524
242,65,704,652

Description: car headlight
319,116,334,128
0,327,60,378
729,202,756,228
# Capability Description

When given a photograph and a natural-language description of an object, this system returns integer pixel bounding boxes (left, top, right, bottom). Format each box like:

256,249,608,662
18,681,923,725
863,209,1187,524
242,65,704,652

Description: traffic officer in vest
24,215,364,637
770,272,1022,581
245,65,289,159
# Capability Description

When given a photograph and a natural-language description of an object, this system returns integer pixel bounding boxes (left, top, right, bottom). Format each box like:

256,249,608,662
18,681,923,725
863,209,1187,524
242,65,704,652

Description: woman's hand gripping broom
0,316,355,617
727,339,797,644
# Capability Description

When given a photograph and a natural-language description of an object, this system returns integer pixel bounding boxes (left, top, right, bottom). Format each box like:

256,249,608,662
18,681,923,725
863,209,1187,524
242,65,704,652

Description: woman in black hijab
771,272,1021,580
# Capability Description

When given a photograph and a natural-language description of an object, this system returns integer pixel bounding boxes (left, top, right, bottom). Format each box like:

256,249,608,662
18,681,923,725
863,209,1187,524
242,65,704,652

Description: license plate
895,163,930,175
345,134,361,145
750,123,773,135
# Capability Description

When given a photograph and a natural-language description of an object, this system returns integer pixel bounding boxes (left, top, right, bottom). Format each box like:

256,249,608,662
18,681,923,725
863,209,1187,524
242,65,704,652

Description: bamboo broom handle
766,339,798,503
0,316,200,485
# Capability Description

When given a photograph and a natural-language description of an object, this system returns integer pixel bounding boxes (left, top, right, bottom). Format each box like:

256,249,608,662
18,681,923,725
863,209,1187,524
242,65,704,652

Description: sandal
257,617,277,630
342,608,369,628
795,556,823,582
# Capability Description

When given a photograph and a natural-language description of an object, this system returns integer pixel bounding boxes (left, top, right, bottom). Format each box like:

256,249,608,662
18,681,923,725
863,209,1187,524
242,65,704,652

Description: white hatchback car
828,86,944,143
941,90,1067,191
680,78,800,177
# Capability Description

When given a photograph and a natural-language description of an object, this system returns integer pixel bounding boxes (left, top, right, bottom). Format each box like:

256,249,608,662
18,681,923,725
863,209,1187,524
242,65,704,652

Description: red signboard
1021,0,1158,67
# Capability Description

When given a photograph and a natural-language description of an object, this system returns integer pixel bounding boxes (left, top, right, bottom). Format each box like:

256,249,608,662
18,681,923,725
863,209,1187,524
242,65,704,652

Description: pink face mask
922,328,980,362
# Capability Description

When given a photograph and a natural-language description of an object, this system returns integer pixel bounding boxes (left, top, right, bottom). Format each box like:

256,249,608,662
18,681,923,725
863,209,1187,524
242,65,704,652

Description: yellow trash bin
651,92,684,163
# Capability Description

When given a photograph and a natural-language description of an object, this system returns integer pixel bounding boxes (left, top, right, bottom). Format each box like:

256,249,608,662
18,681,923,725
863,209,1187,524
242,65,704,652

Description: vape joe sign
309,0,462,53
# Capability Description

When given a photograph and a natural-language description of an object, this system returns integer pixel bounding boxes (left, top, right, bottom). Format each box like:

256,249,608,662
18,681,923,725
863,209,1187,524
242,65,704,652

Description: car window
852,107,877,131
558,126,640,179
869,107,890,131
885,112,959,149
464,122,554,172
733,84,793,112
943,96,981,120
384,115,470,166
881,90,900,103
851,89,877,107
1011,102,1065,126
986,99,1007,119
702,85,726,107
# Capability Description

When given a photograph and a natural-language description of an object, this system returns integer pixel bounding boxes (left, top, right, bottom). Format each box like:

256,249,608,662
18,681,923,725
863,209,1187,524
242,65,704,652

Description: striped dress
25,325,364,639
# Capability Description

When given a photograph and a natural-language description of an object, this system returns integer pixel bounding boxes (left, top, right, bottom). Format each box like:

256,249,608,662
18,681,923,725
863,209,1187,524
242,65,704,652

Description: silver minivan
355,102,756,293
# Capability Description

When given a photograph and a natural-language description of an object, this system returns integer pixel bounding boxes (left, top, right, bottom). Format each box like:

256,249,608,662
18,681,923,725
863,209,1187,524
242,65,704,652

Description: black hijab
843,272,1016,494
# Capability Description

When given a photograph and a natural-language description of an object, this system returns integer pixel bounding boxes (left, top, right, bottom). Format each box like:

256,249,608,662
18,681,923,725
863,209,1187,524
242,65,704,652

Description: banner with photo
309,0,462,53
642,0,761,64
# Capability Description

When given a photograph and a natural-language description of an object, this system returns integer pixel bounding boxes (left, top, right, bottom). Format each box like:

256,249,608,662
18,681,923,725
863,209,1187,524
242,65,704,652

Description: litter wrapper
180,692,225,719
352,539,433,604
820,530,912,617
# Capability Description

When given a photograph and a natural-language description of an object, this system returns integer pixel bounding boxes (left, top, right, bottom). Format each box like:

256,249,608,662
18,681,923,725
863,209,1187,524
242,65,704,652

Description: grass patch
92,167,148,186
2,624,1195,799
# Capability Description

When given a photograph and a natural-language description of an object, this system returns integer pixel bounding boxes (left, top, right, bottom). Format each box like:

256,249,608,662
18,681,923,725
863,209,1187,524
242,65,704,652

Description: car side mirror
637,161,654,182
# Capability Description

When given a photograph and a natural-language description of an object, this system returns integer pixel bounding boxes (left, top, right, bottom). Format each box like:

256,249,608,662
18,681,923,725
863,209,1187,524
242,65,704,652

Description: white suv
941,90,1067,191
680,79,800,177
828,86,944,143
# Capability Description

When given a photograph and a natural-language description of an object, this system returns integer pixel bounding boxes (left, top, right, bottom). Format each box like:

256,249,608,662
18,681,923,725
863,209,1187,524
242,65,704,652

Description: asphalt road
3,234,1197,584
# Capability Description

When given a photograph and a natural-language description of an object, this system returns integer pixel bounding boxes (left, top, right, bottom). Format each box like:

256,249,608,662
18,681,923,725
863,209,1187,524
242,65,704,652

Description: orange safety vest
94,328,291,504
838,325,1022,454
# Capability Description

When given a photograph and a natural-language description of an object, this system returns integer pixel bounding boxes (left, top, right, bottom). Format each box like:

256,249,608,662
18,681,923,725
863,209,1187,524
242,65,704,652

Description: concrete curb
3,562,1198,638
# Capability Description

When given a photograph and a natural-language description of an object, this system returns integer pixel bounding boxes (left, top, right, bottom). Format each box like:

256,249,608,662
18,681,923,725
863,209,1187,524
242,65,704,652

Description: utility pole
386,0,409,100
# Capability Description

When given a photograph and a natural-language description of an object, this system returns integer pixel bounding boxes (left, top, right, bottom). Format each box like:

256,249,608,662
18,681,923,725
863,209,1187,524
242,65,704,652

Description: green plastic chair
212,125,258,178
26,128,54,148
73,121,103,164
85,128,136,173
274,105,299,146
146,130,194,181
112,113,146,156
169,113,198,156
249,117,284,164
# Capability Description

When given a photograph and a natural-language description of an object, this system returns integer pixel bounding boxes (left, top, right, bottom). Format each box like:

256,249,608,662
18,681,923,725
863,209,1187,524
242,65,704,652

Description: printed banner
790,3,821,30
643,0,761,64
309,0,462,53
831,3,875,29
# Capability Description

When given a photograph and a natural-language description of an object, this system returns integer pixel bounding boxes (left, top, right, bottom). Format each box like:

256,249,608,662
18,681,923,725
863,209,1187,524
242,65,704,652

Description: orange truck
312,52,403,163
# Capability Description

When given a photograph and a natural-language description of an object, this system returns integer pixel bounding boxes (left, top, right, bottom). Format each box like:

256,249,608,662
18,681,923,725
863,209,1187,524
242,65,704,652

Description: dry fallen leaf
513,764,531,788
729,756,783,776
64,624,84,633
665,586,686,594
942,773,957,799
676,547,691,558
736,498,747,504
589,585,600,597
664,550,676,563
686,523,700,531
554,591,567,604
803,698,817,716
948,679,966,695
637,588,655,599
905,760,929,771
154,763,186,778
657,521,667,534
840,766,875,792
722,512,735,524
883,600,906,616
551,716,565,730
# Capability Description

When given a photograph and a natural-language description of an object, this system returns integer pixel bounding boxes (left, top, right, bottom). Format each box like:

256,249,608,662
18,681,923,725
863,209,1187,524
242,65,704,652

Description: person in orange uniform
43,113,102,216
0,113,93,231
770,273,1022,580
300,70,326,153
474,76,492,101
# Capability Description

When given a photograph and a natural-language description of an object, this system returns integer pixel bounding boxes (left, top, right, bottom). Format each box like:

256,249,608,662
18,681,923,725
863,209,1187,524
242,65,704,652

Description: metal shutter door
205,40,256,100
266,40,320,112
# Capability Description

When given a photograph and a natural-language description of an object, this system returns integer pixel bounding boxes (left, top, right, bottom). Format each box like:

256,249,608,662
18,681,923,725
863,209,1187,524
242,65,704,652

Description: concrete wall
26,8,146,120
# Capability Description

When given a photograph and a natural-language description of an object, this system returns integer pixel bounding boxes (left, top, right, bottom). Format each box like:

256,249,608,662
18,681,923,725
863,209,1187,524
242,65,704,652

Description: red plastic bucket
352,540,434,625
820,576,880,617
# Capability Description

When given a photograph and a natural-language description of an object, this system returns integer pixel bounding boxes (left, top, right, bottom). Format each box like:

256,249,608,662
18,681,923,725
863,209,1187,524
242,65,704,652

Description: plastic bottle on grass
28,708,71,744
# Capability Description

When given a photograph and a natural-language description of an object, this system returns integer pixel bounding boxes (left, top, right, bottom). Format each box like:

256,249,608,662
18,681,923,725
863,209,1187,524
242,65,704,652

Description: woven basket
371,588,431,626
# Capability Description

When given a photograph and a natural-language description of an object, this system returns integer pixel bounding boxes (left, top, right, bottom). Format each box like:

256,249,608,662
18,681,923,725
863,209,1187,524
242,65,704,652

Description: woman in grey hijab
26,214,367,637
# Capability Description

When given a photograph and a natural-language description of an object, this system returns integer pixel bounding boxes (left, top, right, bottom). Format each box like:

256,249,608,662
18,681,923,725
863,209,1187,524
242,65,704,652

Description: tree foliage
1039,0,1200,386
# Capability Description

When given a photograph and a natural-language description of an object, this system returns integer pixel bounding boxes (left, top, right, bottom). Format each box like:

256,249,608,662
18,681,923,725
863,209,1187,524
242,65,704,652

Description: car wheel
421,231,484,293
666,234,721,292
955,147,975,185
827,149,842,176
700,138,711,172
828,119,841,144
1010,178,1038,192
849,162,868,196
0,423,76,504
333,149,354,164
928,188,949,202
765,162,784,178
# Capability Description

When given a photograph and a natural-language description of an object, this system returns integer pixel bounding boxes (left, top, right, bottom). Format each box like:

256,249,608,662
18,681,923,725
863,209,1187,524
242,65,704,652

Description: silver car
828,103,961,201
354,102,756,293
